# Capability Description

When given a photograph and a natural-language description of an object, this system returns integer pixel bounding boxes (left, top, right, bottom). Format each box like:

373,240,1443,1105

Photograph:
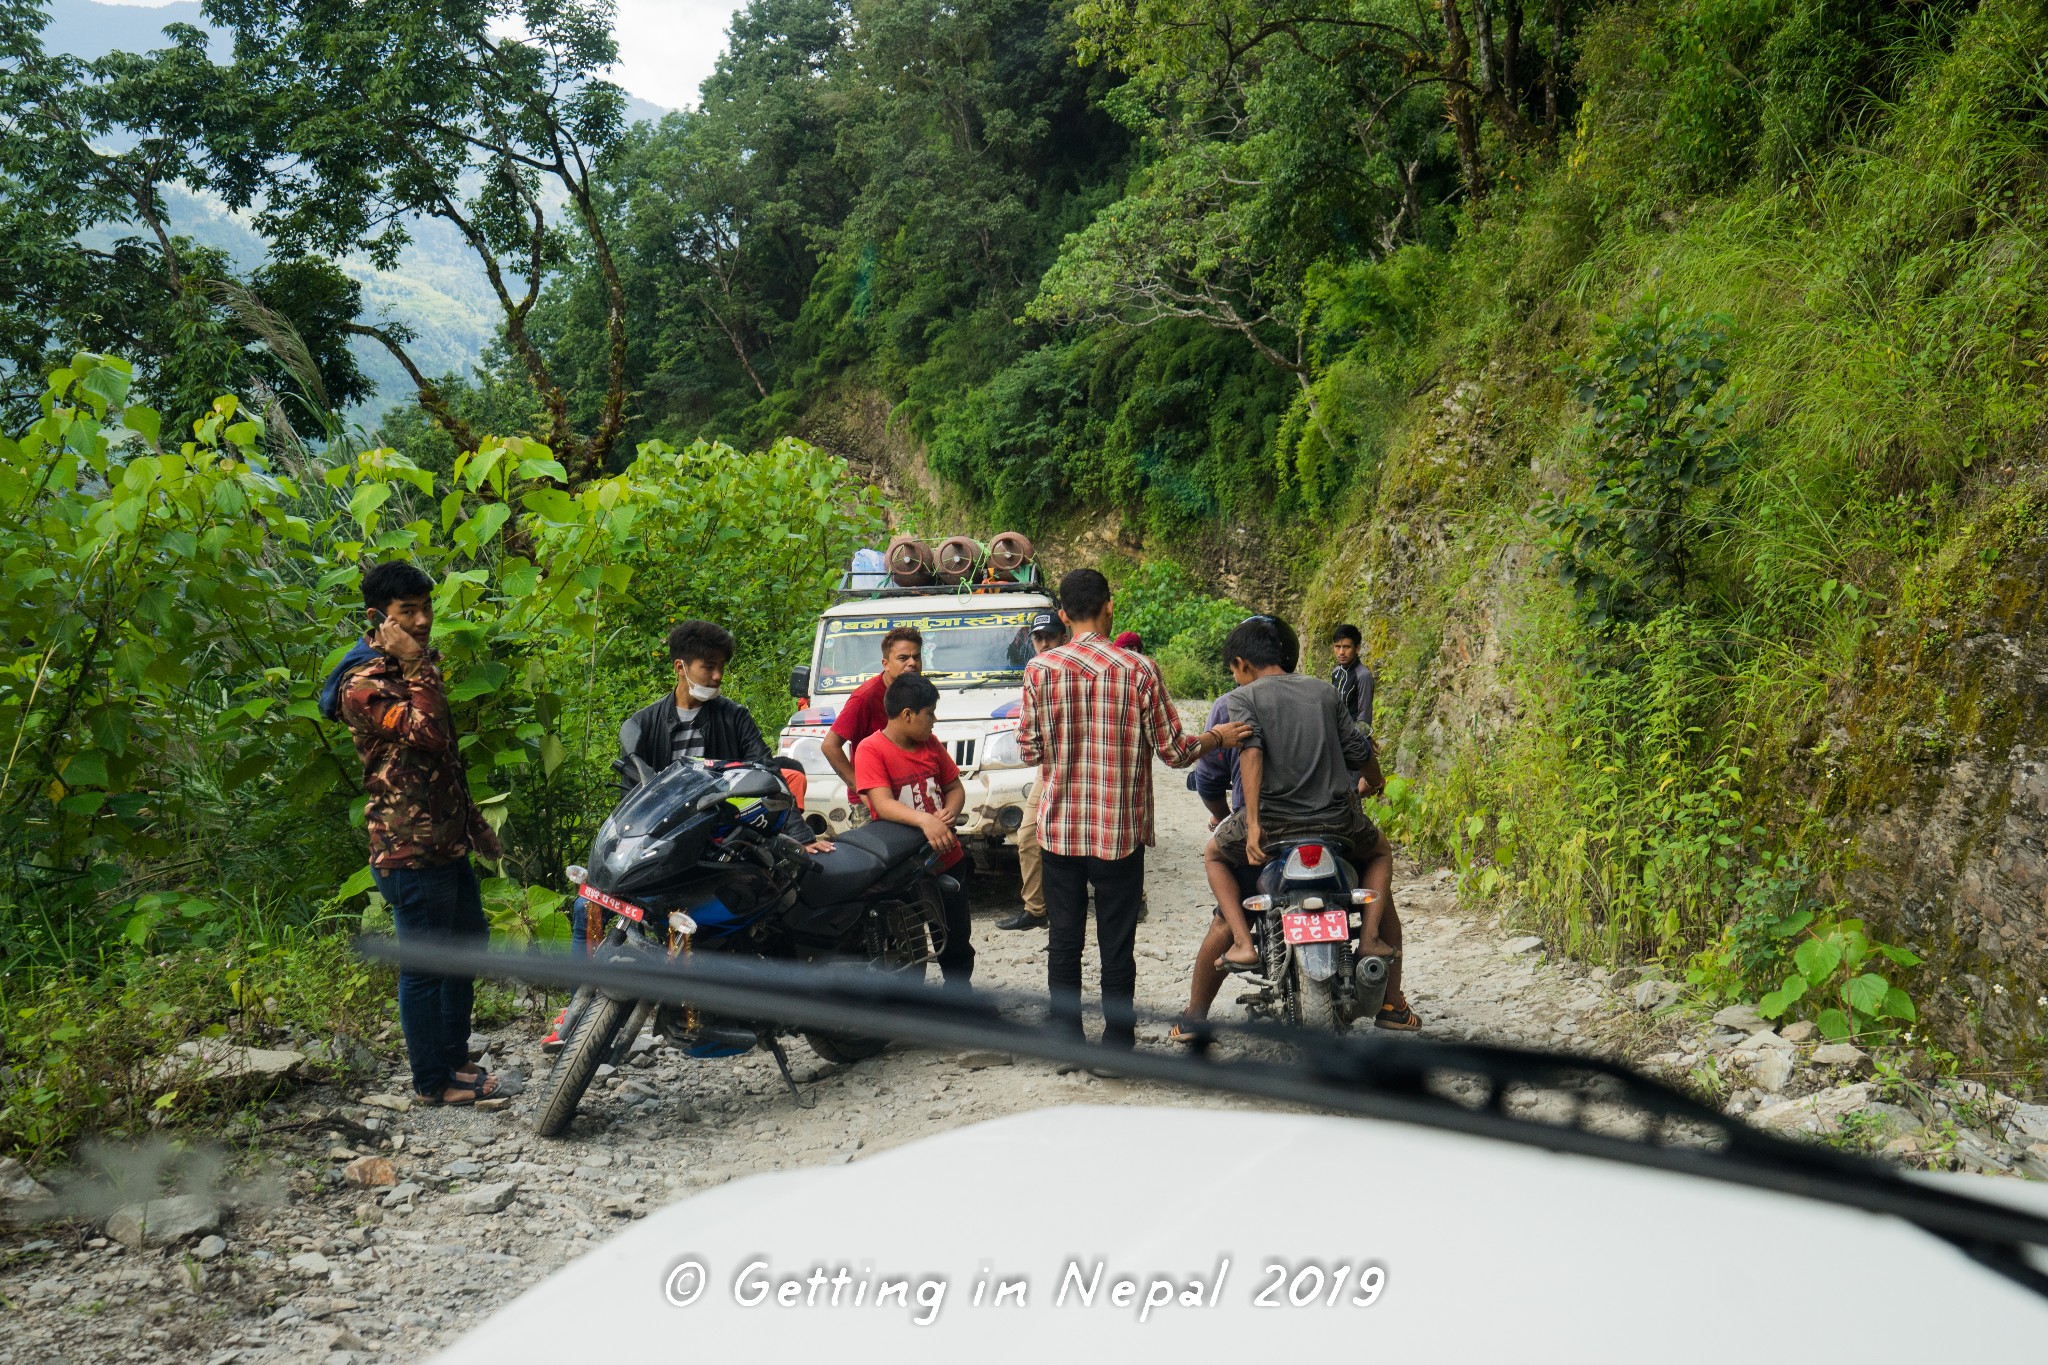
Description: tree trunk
1439,0,1484,197
1544,0,1563,142
342,322,480,454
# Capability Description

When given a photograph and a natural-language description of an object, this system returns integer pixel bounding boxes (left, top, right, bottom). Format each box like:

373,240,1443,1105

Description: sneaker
1375,997,1423,1032
996,910,1048,931
539,1006,569,1054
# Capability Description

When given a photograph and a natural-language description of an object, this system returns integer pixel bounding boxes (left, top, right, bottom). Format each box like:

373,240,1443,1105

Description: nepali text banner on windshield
818,611,1037,692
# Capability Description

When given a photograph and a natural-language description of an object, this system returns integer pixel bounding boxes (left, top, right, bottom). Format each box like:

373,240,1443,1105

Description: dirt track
0,752,1655,1365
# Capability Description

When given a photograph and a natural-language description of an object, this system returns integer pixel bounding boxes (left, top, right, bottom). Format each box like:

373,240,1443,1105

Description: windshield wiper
361,939,2048,1300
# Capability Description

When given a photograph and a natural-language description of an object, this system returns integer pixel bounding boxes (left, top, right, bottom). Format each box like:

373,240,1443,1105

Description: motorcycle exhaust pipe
1352,952,1392,1020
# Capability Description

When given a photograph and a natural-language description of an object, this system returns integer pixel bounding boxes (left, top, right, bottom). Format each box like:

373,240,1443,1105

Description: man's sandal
1167,1019,1208,1045
416,1073,502,1106
1215,955,1261,976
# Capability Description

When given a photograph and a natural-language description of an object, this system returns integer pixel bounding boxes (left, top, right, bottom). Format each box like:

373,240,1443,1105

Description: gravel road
0,755,1746,1365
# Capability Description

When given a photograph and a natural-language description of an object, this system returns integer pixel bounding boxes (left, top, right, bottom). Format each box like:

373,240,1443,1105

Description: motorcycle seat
798,841,889,907
834,820,934,867
796,821,936,909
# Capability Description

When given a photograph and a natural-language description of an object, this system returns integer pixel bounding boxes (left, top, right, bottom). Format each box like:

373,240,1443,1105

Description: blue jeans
372,857,487,1096
569,896,589,958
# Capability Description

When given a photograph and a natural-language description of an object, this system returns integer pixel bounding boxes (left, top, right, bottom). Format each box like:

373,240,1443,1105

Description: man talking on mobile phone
321,561,503,1107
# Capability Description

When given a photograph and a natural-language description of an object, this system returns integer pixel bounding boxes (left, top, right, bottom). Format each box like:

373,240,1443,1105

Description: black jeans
1042,847,1145,1049
372,857,488,1096
937,870,976,987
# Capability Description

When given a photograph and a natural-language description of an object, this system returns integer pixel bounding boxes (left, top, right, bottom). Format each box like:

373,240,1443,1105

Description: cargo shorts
1211,804,1381,870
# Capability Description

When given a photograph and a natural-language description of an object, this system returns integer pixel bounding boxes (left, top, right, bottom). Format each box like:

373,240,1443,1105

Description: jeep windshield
816,608,1037,692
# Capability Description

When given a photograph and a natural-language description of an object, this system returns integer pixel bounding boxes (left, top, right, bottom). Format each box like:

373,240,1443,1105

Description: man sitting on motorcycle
1202,618,1417,1028
544,619,819,1049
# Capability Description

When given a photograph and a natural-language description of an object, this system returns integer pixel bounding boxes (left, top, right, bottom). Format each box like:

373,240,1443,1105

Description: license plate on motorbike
577,883,646,923
1281,910,1350,945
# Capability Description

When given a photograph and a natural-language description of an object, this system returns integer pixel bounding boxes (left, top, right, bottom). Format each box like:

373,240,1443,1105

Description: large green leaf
1793,935,1842,985
1843,972,1890,1016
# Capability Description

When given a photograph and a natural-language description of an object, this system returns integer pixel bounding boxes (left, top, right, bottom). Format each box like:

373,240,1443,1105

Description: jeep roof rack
829,562,1043,602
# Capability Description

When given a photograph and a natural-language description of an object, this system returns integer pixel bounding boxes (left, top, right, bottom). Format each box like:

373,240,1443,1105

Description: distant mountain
40,0,671,417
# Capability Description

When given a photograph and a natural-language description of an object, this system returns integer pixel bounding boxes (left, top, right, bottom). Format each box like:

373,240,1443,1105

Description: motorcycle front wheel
533,991,629,1138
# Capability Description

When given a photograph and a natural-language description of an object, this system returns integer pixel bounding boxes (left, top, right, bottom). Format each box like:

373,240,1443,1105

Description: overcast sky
116,0,737,111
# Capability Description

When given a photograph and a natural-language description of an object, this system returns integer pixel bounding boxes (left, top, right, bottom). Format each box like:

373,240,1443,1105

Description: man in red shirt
1018,569,1248,1053
823,626,923,799
853,671,974,988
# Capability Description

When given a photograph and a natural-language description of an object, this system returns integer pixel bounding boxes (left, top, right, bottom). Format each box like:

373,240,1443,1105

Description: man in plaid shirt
1019,569,1249,1054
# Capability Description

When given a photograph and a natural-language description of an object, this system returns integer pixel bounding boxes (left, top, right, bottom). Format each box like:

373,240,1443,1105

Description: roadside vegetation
5,0,2046,1158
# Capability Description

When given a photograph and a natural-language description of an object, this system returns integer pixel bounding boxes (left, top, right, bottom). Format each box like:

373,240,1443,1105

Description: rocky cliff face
1830,535,2048,1066
1311,369,2048,1071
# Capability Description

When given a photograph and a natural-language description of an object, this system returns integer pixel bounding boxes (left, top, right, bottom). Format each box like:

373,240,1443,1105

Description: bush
1111,560,1249,698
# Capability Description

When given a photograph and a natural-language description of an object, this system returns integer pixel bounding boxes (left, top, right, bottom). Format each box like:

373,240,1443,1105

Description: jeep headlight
783,735,834,778
980,726,1023,769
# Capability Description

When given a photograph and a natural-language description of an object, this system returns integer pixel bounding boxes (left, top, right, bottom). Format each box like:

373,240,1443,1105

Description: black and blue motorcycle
532,757,950,1138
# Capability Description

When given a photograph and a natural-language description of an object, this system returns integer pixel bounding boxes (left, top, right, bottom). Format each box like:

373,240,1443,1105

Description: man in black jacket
617,619,774,773
545,619,785,1050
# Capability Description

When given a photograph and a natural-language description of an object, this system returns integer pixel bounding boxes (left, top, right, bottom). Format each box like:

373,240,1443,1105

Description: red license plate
578,883,645,923
1282,910,1351,945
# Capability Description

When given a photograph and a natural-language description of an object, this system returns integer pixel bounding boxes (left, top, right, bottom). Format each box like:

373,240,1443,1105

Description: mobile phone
365,607,387,641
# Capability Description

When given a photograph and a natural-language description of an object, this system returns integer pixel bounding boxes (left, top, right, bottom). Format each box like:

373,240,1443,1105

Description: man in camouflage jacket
329,561,502,1105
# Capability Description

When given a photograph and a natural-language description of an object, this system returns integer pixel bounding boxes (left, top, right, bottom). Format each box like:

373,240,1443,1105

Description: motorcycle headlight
980,727,1023,769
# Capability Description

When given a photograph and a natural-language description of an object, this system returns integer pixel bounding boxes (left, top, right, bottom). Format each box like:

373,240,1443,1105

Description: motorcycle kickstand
765,1036,815,1110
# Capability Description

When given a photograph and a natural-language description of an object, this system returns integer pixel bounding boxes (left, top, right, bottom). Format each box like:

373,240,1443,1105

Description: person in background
997,611,1067,932
1113,630,1144,654
330,561,502,1106
1330,624,1374,732
1019,568,1248,1058
822,626,923,797
1173,616,1297,1042
853,672,975,988
1329,623,1387,799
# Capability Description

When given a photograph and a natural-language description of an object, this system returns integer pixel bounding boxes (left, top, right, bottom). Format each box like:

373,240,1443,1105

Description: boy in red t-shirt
853,672,974,987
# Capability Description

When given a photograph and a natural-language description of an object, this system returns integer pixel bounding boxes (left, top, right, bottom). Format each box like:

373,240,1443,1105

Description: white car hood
430,1104,2048,1362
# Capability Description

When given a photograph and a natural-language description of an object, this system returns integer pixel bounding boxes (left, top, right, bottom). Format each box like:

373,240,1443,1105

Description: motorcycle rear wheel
533,991,628,1138
1287,962,1341,1033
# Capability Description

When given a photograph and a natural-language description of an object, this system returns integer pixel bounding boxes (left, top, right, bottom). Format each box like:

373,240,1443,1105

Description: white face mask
686,681,721,703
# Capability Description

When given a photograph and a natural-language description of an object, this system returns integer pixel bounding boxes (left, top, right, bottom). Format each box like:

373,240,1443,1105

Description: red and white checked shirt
1017,631,1211,860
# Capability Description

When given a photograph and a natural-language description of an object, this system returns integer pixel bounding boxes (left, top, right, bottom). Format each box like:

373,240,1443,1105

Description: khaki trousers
1017,781,1045,918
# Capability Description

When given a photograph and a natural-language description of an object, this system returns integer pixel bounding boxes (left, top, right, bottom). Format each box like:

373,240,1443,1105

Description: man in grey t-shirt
1201,621,1409,1026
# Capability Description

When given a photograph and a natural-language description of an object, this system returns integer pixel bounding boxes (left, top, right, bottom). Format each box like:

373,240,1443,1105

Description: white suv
776,583,1053,865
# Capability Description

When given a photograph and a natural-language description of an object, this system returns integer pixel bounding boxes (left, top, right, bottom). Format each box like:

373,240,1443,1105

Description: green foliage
0,356,878,1157
1688,854,1922,1041
0,912,387,1163
1109,559,1249,699
1535,306,1748,628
